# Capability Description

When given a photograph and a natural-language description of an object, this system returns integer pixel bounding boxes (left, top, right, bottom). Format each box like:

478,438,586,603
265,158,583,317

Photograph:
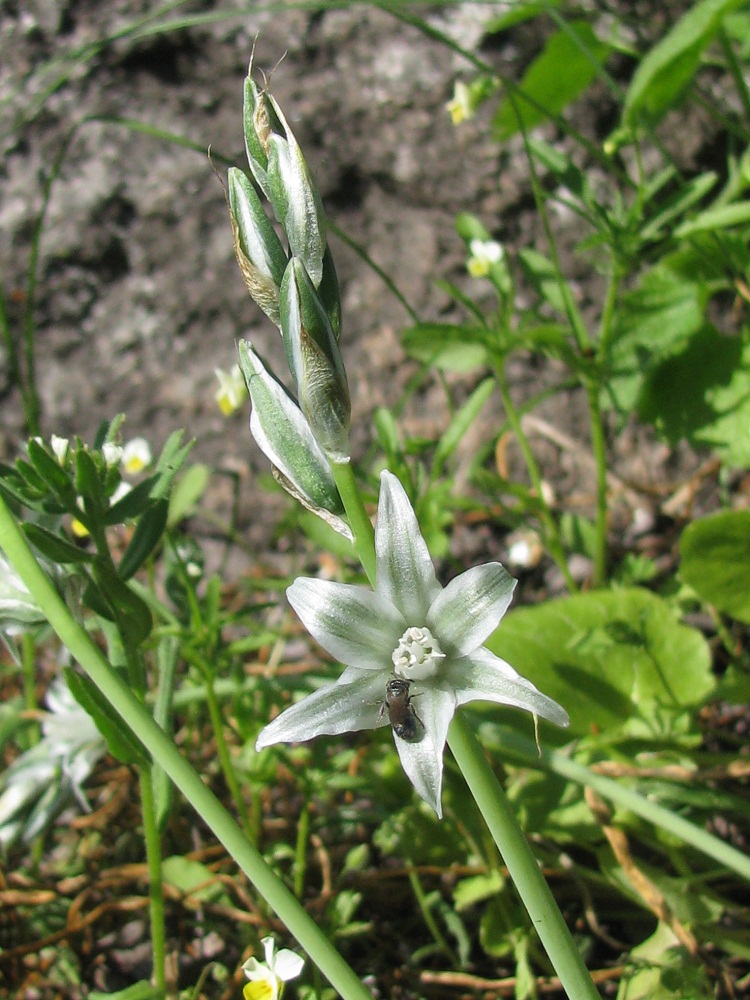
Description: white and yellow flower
242,937,304,1000
215,363,248,416
121,437,152,475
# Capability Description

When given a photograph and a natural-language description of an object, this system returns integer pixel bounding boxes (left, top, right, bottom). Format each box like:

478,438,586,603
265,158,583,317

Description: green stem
203,667,255,843
586,264,623,587
497,727,750,884
0,495,373,1000
718,26,750,128
139,764,167,995
293,805,310,900
406,863,456,965
447,713,600,1000
330,460,377,585
585,380,608,587
494,363,578,593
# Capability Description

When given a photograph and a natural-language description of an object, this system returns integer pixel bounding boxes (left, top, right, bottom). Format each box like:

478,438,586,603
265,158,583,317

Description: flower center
392,626,445,680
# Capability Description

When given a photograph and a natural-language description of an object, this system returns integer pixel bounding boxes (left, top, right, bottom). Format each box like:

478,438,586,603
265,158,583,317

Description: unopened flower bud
265,99,327,287
228,168,288,326
242,65,327,287
237,341,348,534
280,258,350,462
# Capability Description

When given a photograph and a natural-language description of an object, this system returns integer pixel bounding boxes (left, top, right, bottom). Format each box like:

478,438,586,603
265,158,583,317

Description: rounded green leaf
680,510,750,623
486,587,713,738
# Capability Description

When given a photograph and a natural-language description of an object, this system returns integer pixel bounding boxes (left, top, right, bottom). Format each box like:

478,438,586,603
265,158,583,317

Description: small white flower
122,437,152,475
50,435,69,463
215,363,247,416
506,530,544,570
102,442,123,467
242,936,304,1000
467,238,504,278
257,471,568,817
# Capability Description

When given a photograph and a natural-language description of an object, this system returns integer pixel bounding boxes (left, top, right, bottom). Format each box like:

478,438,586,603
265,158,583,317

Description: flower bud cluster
228,60,351,529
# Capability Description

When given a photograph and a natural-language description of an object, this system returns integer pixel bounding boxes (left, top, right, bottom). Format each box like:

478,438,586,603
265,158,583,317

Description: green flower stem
585,379,608,587
447,712,600,1000
139,763,167,994
330,459,377,585
494,362,578,594
586,263,623,587
202,665,255,843
0,496,373,1000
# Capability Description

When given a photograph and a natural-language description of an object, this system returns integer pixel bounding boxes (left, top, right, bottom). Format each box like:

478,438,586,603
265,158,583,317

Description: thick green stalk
330,459,376,585
448,712,600,1000
0,495,373,1000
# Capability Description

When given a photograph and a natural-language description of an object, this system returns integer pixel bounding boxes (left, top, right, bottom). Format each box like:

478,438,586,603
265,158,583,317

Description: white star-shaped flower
257,471,569,817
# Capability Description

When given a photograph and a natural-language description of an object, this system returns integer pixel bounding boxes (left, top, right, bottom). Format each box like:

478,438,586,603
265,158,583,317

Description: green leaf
90,560,153,647
680,510,750,622
64,667,147,766
623,0,745,124
618,921,712,999
26,440,74,499
22,523,93,565
118,499,169,580
487,588,714,739
162,855,229,904
402,323,491,371
494,21,611,140
675,200,750,236
75,448,105,514
454,870,505,911
167,463,210,525
104,475,158,524
639,324,750,467
89,983,160,1000
485,0,562,33
606,267,705,415
517,249,567,313
433,378,494,476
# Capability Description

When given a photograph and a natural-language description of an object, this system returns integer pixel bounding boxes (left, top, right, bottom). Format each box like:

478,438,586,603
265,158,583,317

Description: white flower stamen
392,626,445,680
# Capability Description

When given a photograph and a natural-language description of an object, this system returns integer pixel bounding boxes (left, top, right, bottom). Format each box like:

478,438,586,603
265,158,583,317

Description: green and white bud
228,168,288,326
237,340,350,537
265,102,327,287
318,246,342,342
242,64,327,288
280,258,350,463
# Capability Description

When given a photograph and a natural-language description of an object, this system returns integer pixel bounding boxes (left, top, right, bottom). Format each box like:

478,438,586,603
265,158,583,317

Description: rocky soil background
1,0,705,574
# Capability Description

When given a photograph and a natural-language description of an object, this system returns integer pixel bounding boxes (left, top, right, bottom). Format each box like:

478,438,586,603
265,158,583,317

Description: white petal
256,671,386,749
427,563,516,656
376,471,440,621
448,648,569,728
274,949,305,981
262,938,276,967
392,683,455,818
287,578,404,669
